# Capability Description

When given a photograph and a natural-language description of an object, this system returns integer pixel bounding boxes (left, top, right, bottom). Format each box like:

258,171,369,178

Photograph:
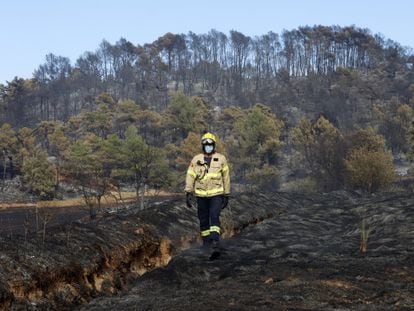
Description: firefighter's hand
222,195,229,209
186,192,194,208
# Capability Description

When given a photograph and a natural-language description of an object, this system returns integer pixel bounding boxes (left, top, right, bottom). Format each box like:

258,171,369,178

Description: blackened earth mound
81,191,414,311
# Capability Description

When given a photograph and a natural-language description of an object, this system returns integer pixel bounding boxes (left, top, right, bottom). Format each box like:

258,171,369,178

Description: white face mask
204,145,214,154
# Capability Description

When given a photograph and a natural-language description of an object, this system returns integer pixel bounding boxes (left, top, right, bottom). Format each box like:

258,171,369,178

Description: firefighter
185,132,230,251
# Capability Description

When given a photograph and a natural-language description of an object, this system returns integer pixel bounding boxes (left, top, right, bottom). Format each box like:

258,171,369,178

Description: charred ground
0,191,413,310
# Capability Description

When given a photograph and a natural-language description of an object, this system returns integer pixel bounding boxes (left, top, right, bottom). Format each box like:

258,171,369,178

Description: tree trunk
42,222,47,246
3,156,7,181
35,206,39,233
140,184,146,210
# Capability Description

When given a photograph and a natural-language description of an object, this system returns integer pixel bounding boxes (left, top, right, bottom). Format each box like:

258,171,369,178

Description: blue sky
1,0,413,84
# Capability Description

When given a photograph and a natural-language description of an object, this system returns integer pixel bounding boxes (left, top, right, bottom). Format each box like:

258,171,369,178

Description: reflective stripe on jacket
185,153,230,197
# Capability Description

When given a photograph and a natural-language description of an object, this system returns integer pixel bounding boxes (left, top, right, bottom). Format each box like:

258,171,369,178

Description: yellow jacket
185,152,230,197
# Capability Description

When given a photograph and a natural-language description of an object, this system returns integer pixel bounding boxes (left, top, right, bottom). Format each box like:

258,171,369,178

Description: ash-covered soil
81,192,414,311
1,191,413,310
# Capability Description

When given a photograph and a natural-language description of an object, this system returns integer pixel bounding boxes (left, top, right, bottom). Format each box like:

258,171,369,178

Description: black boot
209,240,221,261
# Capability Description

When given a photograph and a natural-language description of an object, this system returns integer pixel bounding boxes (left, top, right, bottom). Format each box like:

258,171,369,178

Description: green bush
345,147,395,193
245,165,280,192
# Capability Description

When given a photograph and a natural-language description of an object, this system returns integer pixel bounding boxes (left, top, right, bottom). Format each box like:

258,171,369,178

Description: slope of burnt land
0,191,413,310
80,192,414,311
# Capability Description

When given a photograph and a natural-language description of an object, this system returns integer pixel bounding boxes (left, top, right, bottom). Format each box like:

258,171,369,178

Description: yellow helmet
201,132,216,144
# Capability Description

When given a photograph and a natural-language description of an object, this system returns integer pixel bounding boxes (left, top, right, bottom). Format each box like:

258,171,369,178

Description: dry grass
320,279,356,290
0,202,37,209
360,218,372,253
0,190,176,210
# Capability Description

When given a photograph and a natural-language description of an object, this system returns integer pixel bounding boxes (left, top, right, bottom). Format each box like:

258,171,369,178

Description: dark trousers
196,195,223,244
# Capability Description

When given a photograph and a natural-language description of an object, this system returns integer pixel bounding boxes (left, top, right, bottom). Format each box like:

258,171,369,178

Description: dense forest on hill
1,25,414,205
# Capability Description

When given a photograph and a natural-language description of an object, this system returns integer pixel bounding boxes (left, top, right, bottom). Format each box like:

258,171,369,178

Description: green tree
171,132,202,171
77,93,116,139
374,98,414,153
103,125,170,209
408,121,414,162
65,134,111,218
95,92,116,109
48,124,70,188
0,123,17,183
81,105,113,138
217,106,244,135
345,127,386,153
0,77,35,126
16,127,37,166
232,104,283,189
134,108,165,145
291,116,344,191
112,99,140,137
166,93,210,141
21,149,55,199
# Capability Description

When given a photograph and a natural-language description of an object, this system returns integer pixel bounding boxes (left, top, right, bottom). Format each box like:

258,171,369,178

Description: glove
186,192,194,208
222,195,229,209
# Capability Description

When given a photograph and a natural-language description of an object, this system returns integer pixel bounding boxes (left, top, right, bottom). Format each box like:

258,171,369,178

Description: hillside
1,26,414,198
0,191,413,310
